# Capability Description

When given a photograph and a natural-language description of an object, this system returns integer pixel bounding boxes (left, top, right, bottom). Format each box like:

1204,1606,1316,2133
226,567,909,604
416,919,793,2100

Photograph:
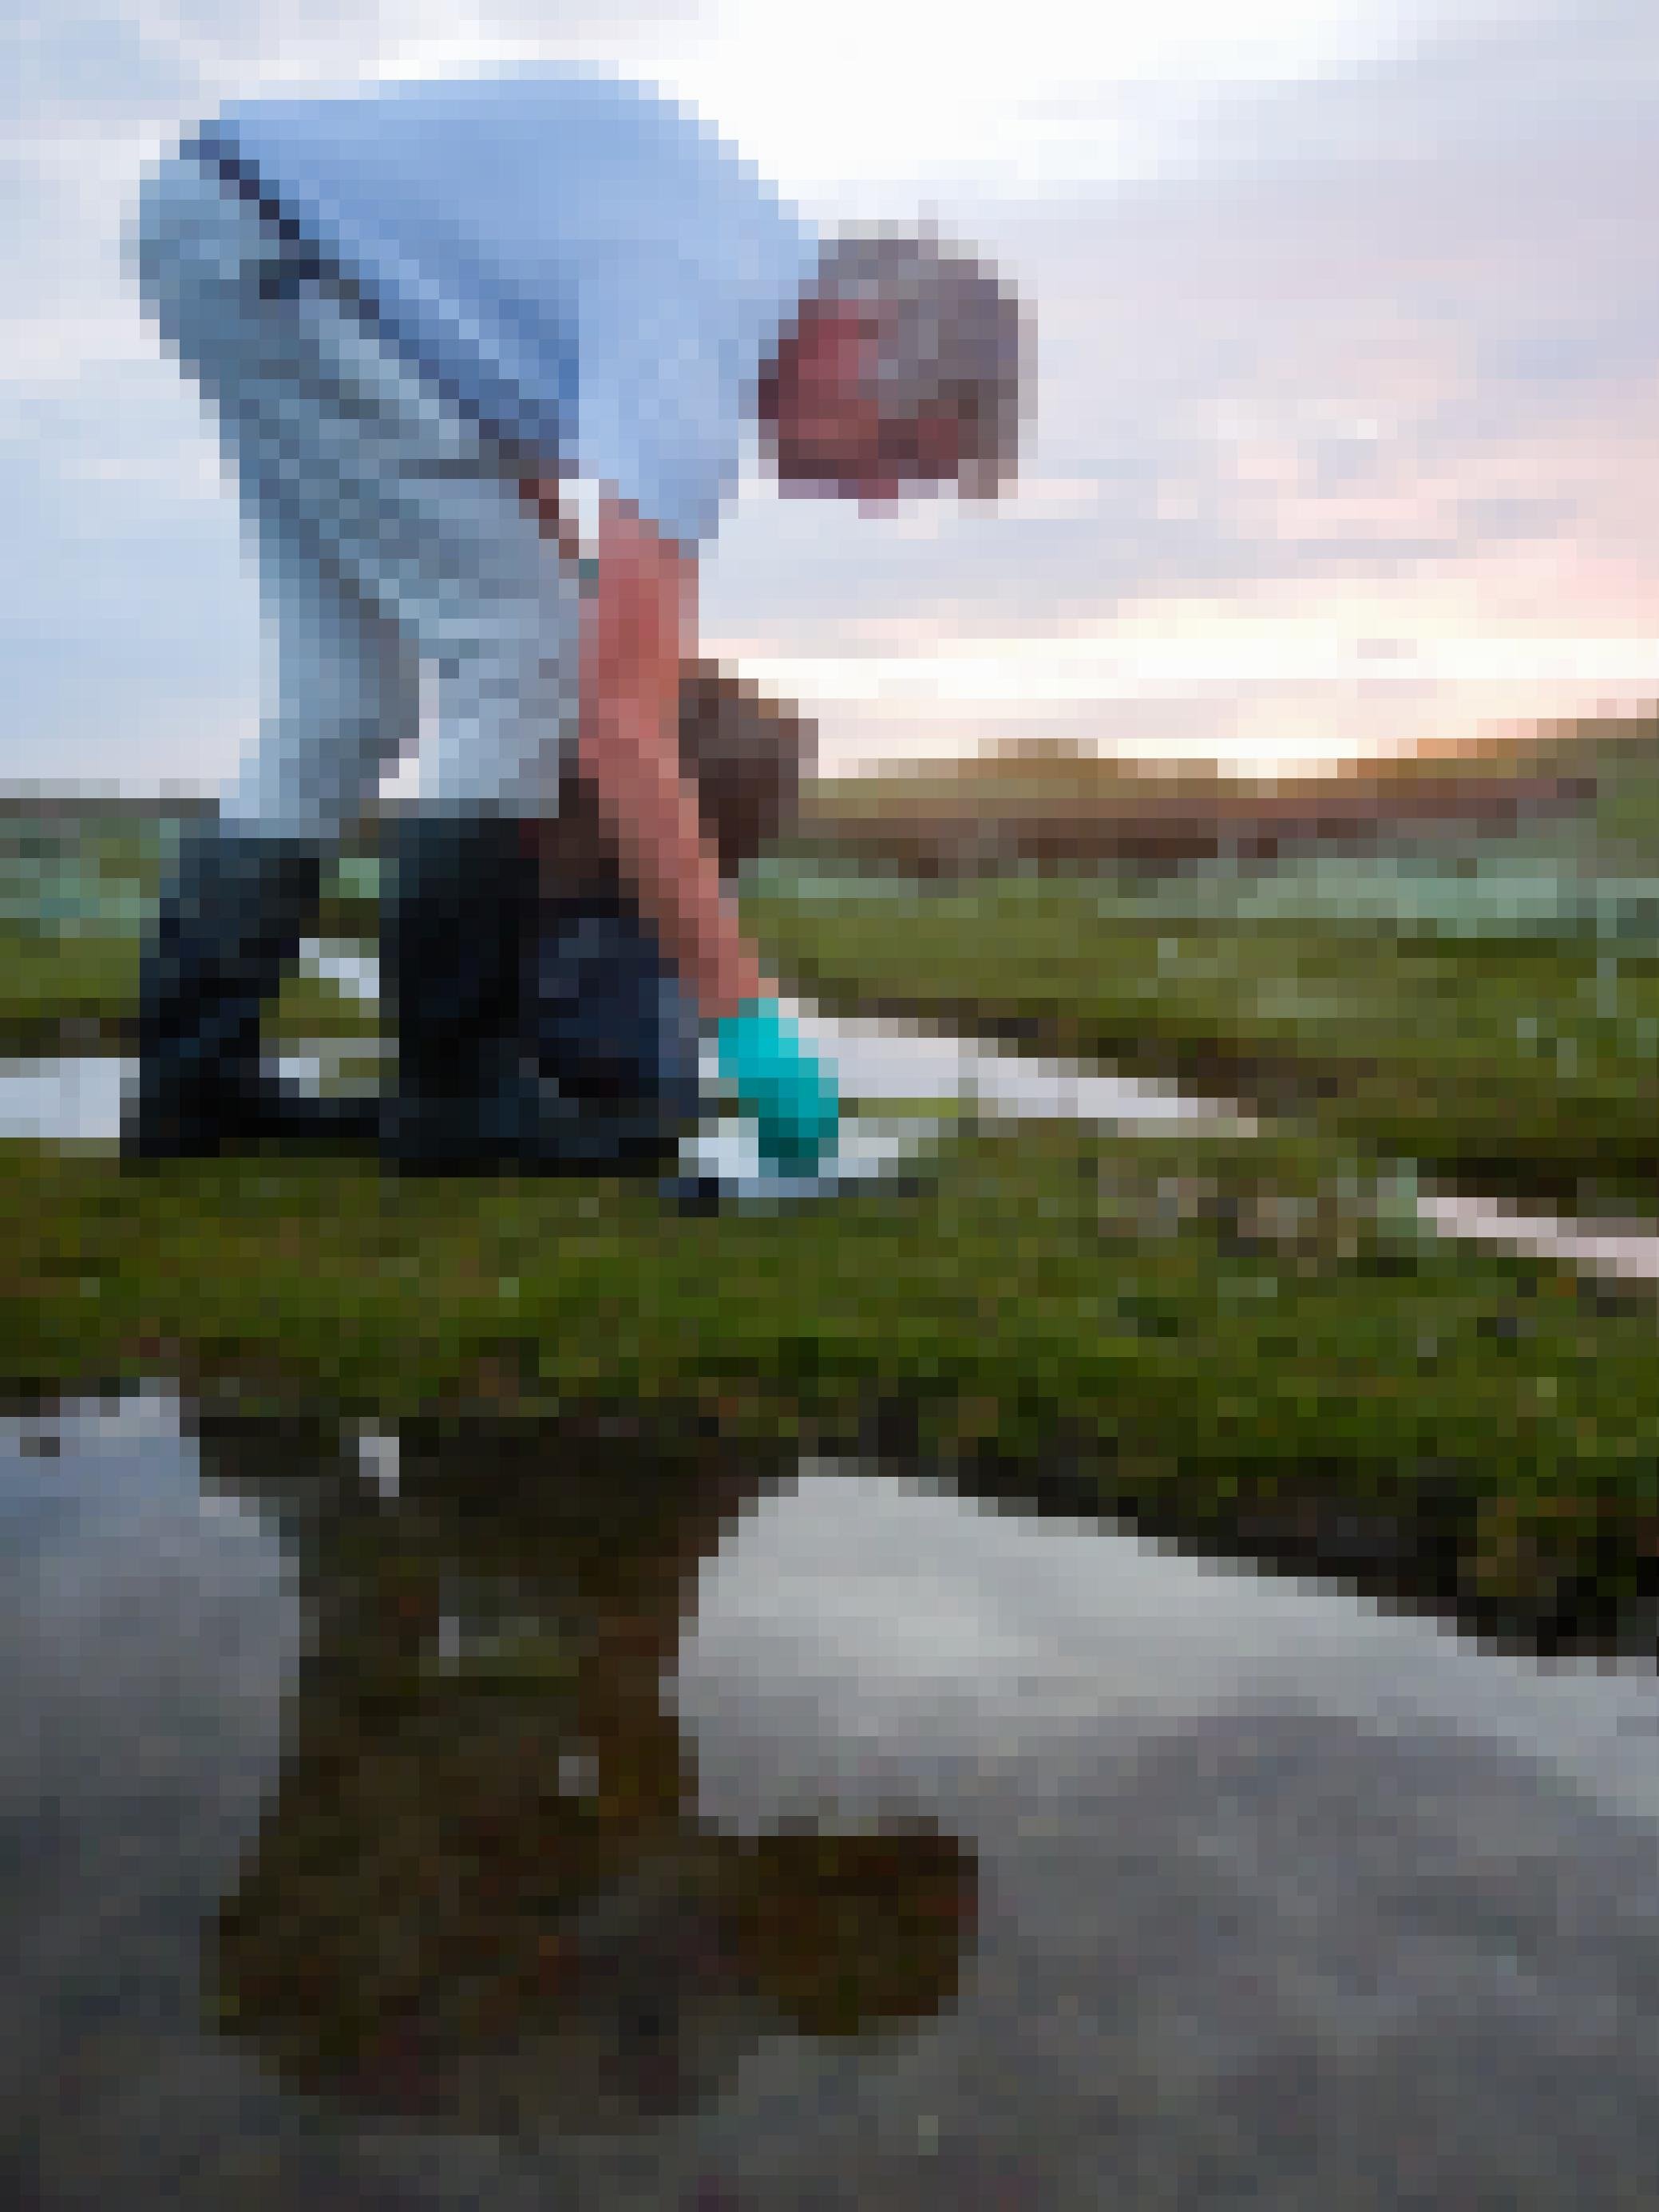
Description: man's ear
754,353,783,429
756,311,811,429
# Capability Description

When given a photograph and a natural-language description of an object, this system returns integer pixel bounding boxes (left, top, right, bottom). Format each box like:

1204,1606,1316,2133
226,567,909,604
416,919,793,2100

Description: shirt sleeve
567,245,739,553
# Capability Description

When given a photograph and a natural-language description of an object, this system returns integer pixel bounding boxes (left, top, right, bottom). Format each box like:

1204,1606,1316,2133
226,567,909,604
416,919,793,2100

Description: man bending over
128,66,1024,1175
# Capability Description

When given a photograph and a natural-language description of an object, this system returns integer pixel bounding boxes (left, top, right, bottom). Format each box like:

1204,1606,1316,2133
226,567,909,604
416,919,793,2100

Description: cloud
1199,0,1659,182
698,1,1659,766
711,0,1659,636
9,0,1659,785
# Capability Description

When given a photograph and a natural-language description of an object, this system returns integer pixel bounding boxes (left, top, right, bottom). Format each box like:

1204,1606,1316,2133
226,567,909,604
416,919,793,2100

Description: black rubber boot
123,821,381,1162
380,816,697,1177
378,813,575,1174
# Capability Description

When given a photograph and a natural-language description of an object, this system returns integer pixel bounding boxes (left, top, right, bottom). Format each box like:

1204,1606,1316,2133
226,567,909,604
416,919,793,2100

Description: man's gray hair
804,224,1028,497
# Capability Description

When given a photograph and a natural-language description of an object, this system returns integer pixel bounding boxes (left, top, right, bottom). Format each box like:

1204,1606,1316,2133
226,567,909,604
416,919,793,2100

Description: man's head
758,227,1027,508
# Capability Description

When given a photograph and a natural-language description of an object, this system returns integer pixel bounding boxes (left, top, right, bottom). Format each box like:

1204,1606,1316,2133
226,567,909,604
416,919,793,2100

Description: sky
5,0,1659,792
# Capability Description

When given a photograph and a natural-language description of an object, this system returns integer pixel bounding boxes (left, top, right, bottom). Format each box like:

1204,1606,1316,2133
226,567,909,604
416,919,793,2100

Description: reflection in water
14,1398,1659,2203
190,1414,977,2136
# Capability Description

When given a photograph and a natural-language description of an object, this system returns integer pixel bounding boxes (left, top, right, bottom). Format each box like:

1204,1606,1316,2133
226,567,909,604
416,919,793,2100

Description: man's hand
714,998,841,1173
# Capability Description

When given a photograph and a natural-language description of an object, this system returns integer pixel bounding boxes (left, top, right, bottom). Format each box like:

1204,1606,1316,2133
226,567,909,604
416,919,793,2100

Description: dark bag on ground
537,660,814,896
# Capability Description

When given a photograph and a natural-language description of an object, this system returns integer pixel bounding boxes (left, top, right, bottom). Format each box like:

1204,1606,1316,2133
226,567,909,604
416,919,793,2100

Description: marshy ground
11,813,1659,2206
9,825,1659,1640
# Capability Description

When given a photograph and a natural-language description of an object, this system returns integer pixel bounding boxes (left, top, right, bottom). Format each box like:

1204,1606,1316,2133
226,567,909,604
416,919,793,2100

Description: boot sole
121,1089,383,1162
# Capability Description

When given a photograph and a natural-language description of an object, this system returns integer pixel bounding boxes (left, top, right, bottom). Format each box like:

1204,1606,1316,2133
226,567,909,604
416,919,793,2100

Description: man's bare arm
523,480,772,1023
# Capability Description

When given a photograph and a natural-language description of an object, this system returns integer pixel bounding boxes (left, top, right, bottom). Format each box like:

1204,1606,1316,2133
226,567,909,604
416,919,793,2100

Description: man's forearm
524,475,774,1023
578,689,771,1023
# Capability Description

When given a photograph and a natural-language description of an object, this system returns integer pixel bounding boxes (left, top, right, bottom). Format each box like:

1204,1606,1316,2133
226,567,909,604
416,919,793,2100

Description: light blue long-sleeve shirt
182,66,819,552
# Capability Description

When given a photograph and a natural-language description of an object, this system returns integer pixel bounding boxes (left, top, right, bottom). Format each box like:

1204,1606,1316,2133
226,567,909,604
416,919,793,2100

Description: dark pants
529,894,703,1139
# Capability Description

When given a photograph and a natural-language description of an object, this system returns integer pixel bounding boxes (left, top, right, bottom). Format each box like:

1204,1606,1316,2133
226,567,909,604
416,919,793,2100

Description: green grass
0,926,380,1052
11,839,1659,1209
0,930,141,1051
6,1116,1659,1636
11,861,1659,1212
740,880,1659,1213
10,850,1659,1635
0,831,378,1049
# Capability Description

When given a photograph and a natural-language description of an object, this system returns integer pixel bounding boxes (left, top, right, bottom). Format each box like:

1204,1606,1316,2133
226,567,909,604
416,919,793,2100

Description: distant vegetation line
6,702,1659,880
790,711,1659,879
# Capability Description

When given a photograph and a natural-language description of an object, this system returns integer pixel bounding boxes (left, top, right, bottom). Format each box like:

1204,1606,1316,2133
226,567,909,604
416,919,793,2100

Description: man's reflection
190,1413,977,2134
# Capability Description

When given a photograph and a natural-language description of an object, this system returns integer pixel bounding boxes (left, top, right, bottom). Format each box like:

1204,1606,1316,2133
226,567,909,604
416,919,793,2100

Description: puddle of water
5,1397,1659,2207
302,937,380,1003
0,1055,133,1145
778,999,1255,1131
0,1045,390,1146
1419,1189,1659,1283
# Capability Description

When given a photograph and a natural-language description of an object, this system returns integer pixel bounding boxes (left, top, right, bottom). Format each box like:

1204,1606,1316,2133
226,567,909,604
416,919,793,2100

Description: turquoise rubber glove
715,999,841,1173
